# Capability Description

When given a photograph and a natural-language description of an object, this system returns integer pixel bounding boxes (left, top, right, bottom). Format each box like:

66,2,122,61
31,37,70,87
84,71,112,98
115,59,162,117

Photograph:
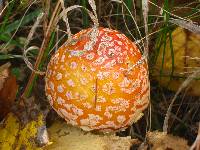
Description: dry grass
0,0,200,149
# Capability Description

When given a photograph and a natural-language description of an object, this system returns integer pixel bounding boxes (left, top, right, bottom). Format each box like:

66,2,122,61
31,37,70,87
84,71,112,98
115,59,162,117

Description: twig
23,12,45,75
142,0,149,58
169,18,200,34
0,0,15,17
21,1,62,99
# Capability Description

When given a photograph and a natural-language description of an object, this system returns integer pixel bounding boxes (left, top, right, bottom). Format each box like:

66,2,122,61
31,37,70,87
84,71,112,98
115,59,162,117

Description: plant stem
21,1,61,99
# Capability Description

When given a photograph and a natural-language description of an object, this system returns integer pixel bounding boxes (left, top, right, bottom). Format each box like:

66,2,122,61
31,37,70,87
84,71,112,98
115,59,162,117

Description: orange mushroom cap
45,27,150,132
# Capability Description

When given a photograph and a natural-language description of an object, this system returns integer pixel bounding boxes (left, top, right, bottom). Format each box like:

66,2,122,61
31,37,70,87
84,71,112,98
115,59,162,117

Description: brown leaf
0,63,18,120
147,131,189,150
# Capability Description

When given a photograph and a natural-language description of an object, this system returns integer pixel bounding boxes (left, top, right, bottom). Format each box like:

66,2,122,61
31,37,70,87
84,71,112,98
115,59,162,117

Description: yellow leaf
0,113,45,150
0,113,20,150
154,27,200,95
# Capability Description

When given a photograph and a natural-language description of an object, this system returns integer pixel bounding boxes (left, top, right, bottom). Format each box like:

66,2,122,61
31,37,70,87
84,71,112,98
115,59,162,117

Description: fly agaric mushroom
45,27,150,132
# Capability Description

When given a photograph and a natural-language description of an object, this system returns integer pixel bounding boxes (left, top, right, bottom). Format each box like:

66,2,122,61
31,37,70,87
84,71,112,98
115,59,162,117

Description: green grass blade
81,0,89,28
0,34,23,48
159,0,171,81
168,29,175,85
124,0,133,24
115,3,120,29
3,9,42,34
159,29,167,81
0,0,16,32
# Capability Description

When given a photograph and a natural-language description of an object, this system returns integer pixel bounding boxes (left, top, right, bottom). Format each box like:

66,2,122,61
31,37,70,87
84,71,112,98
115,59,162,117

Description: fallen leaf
0,63,11,89
0,112,46,149
0,63,18,120
154,27,200,96
147,131,189,150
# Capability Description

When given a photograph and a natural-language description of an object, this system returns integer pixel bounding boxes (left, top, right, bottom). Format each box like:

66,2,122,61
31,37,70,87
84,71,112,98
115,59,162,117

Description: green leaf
0,34,23,48
3,9,42,34
0,0,16,32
